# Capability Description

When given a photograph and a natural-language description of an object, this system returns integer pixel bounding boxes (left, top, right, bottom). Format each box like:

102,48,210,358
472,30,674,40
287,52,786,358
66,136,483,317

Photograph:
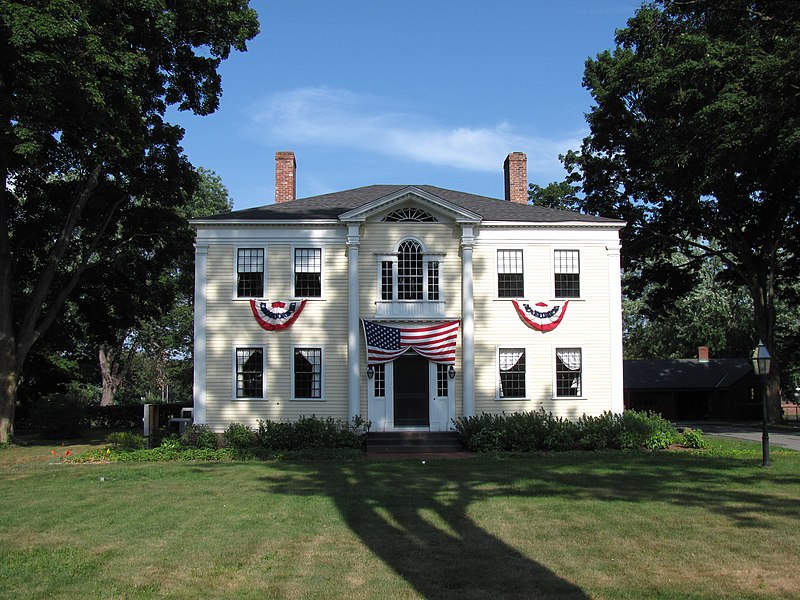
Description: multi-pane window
235,347,264,398
373,363,385,397
437,364,449,397
294,248,322,297
398,240,423,300
427,261,440,301
556,348,582,397
237,248,264,297
379,241,442,303
499,348,526,398
554,250,580,298
497,250,524,298
381,261,393,300
294,348,322,399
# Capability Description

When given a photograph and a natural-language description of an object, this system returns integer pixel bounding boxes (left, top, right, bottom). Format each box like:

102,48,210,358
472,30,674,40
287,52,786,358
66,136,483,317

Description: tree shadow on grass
261,460,590,600
252,450,800,598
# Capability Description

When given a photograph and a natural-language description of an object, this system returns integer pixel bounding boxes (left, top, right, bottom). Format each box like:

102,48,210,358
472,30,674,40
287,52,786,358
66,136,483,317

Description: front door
394,354,429,427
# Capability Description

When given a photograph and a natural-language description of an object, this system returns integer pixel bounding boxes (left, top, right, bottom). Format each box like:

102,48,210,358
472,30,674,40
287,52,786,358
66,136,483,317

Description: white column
461,225,475,417
193,243,208,424
347,223,361,421
607,241,624,414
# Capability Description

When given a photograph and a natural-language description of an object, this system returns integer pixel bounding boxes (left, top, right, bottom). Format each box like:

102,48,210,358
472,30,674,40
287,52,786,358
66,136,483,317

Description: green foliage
106,431,146,451
680,428,708,449
223,423,257,449
454,409,677,453
159,434,183,451
180,425,218,450
257,416,366,451
565,0,800,420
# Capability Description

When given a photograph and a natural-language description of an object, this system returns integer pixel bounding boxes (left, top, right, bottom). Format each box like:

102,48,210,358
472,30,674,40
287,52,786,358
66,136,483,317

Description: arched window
397,240,423,300
378,239,443,307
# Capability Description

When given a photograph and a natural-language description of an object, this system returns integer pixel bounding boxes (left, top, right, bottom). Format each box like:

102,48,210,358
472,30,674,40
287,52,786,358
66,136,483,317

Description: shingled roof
195,185,623,225
624,359,753,390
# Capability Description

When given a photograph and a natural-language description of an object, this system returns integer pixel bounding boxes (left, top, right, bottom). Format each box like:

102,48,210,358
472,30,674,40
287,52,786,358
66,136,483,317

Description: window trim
292,245,324,299
496,346,528,400
232,344,267,400
291,345,325,401
552,248,581,299
375,237,445,303
496,248,525,299
553,346,584,399
233,246,267,300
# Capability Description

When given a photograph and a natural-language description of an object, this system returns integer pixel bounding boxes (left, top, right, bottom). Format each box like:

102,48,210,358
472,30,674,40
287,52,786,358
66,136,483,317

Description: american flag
362,320,460,365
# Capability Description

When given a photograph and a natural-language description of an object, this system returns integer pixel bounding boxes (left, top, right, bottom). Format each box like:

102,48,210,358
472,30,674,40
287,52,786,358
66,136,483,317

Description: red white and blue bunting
250,299,307,331
512,300,569,332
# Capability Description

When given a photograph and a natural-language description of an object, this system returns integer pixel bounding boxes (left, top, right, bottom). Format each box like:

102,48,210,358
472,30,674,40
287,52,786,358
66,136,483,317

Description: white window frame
552,248,581,299
233,246,267,300
553,346,584,399
232,344,267,400
291,345,325,401
495,248,525,299
292,245,324,299
496,346,528,400
375,237,445,303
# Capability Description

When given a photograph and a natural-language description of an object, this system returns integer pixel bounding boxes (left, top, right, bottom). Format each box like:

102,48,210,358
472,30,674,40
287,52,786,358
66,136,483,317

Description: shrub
224,422,257,449
160,434,183,450
106,431,146,450
454,409,678,453
616,410,677,450
680,427,708,449
31,394,85,439
256,415,366,451
181,424,218,449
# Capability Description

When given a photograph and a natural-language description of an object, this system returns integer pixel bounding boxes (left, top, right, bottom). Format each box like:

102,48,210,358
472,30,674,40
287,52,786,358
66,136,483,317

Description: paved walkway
678,421,800,451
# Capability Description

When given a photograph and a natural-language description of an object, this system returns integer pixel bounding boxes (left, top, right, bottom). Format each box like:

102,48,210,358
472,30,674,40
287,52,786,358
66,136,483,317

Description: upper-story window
237,248,264,298
294,248,322,298
554,249,580,298
497,249,524,298
380,239,441,302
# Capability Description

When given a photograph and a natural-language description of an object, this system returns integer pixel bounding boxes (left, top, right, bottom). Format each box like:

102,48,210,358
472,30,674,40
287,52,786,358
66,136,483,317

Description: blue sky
170,1,642,210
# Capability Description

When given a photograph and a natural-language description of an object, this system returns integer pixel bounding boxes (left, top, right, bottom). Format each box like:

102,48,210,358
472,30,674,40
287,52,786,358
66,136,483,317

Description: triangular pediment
338,186,481,224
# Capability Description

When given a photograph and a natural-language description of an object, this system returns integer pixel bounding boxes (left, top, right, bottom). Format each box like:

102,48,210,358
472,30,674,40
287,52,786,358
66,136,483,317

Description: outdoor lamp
448,365,456,379
366,365,374,379
751,340,772,467
751,340,771,376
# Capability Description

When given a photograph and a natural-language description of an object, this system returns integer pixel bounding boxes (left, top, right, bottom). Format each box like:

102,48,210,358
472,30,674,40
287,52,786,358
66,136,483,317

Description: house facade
192,152,625,432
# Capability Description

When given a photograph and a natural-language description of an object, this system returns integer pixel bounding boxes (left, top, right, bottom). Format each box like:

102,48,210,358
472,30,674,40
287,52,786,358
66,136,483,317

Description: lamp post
751,340,772,467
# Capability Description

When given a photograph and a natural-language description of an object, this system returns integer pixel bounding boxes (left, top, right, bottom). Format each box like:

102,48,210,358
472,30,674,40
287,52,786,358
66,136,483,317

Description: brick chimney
275,151,296,203
698,346,710,362
504,152,528,204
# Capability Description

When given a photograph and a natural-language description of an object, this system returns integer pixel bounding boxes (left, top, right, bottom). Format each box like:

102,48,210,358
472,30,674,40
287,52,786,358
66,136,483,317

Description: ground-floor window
372,363,386,397
498,348,526,398
235,347,265,398
294,347,322,399
437,363,449,397
556,348,582,397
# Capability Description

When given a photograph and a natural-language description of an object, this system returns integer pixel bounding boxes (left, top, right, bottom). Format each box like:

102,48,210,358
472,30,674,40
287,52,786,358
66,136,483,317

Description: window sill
495,397,532,401
291,398,326,402
552,396,586,401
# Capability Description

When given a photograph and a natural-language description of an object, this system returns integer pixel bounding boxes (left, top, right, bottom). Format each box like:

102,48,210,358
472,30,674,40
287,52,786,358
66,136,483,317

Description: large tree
0,1,259,442
565,0,800,421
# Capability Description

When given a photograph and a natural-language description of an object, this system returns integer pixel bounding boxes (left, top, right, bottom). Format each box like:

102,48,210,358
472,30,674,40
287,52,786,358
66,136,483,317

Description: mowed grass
0,438,798,600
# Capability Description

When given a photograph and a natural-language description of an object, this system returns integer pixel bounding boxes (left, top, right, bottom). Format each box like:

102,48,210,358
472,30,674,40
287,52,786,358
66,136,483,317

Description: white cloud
251,86,581,175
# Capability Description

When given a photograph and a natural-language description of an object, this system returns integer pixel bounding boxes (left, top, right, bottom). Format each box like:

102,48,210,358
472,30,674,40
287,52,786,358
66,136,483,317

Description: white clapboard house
191,152,625,432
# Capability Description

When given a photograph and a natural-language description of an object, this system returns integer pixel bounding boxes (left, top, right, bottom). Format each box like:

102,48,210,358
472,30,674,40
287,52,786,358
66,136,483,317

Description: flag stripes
362,320,459,365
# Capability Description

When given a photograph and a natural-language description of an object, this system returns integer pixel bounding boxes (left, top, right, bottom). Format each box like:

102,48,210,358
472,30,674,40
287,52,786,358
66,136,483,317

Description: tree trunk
98,345,122,407
0,338,19,444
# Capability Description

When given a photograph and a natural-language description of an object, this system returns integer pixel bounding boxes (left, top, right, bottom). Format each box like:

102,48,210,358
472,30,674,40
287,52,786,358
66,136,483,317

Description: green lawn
1,437,798,599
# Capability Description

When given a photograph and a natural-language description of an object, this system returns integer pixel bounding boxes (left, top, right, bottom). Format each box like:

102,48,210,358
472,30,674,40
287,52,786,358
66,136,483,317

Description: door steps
366,431,464,454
